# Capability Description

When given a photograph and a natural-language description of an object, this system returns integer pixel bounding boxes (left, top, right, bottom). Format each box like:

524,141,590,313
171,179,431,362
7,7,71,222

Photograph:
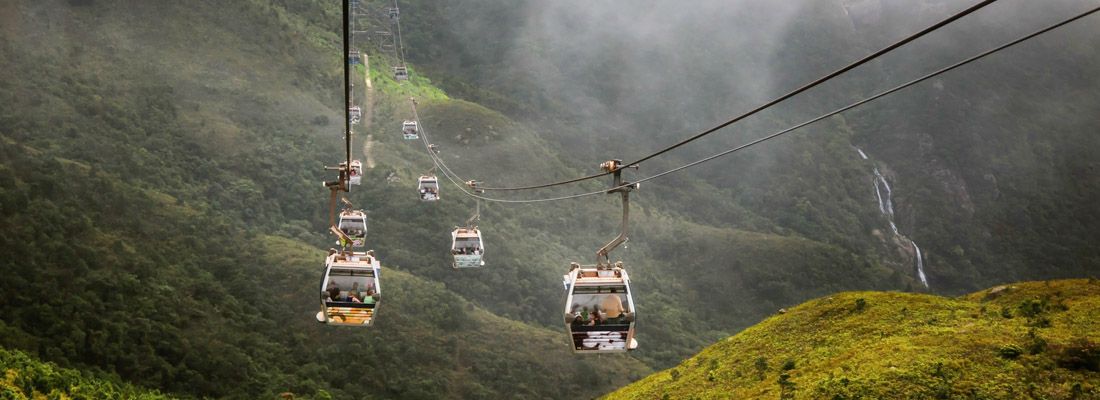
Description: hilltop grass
606,279,1100,399
370,57,449,101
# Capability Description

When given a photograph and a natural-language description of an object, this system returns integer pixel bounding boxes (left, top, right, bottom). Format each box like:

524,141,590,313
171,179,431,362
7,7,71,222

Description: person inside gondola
571,314,585,327
347,282,360,302
327,281,341,301
363,289,376,305
601,292,625,323
589,307,603,326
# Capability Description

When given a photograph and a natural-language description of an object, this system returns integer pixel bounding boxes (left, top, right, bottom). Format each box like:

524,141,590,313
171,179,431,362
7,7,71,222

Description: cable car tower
316,0,382,327
562,160,639,353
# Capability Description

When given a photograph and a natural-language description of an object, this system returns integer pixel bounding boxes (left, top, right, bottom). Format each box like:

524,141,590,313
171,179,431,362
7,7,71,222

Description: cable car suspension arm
596,160,638,268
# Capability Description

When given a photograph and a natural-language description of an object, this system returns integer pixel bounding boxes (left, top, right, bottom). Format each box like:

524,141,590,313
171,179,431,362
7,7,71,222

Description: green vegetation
2,0,1098,398
606,280,1100,399
0,347,169,399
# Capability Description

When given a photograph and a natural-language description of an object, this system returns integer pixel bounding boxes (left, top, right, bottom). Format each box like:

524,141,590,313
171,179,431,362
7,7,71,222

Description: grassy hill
606,279,1100,399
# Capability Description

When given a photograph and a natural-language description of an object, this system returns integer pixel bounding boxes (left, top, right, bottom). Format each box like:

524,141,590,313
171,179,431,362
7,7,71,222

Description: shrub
998,344,1023,359
1056,338,1099,372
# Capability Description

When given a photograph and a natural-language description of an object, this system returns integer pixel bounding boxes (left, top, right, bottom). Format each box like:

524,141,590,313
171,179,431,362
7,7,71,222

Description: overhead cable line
412,100,611,203
393,0,408,66
624,3,1100,192
415,4,1100,204
474,0,999,192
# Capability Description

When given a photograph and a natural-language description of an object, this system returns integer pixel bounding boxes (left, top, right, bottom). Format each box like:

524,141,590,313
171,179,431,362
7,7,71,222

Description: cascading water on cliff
855,147,929,288
873,168,894,216
913,242,928,287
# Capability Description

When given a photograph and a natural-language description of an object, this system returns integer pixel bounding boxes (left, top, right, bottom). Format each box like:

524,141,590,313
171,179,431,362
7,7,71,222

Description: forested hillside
0,347,169,399
1,0,1098,398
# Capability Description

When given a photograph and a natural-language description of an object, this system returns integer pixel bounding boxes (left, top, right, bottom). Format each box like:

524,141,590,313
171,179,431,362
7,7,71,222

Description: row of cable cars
325,15,633,354
325,101,631,356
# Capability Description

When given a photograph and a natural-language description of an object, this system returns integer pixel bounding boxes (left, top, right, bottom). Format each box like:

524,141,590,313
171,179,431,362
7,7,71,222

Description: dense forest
1,0,1097,398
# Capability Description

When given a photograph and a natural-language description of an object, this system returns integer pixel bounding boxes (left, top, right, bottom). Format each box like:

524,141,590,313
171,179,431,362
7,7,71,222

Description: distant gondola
338,209,367,247
450,227,484,268
348,160,363,186
402,120,419,140
418,175,440,201
350,106,362,125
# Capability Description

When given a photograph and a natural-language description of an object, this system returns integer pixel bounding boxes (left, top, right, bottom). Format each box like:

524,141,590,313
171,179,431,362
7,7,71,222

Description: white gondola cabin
316,251,382,326
349,106,362,125
417,175,440,201
388,7,399,19
338,209,367,247
562,264,637,353
394,66,409,81
348,160,363,185
402,120,419,140
450,227,484,268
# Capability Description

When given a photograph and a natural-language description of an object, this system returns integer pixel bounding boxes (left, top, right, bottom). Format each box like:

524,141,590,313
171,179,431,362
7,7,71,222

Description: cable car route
405,3,1100,204
471,0,1000,192
317,0,1100,339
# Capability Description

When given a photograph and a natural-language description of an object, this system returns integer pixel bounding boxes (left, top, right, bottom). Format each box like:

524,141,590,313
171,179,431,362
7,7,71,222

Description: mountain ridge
606,279,1100,399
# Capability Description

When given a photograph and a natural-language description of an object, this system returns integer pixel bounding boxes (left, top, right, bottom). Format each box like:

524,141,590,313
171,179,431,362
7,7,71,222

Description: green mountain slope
606,279,1100,399
3,0,1099,398
0,347,169,399
0,1,651,398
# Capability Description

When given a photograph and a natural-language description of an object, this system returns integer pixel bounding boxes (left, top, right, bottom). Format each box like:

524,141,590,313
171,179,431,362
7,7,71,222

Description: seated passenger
570,315,585,327
589,308,603,326
363,289,377,305
327,281,341,301
348,282,360,301
601,292,625,321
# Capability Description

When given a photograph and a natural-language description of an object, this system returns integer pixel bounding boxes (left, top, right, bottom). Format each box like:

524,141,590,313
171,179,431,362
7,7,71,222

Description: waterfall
873,168,894,216
856,147,929,288
914,242,928,287
873,173,886,214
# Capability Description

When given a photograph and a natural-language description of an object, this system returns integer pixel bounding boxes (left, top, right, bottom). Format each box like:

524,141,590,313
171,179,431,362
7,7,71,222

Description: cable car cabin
562,266,638,353
348,160,363,186
338,209,367,247
450,227,484,268
402,120,419,140
348,50,361,65
417,175,439,201
316,251,382,326
394,66,409,81
349,106,362,125
388,7,399,19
